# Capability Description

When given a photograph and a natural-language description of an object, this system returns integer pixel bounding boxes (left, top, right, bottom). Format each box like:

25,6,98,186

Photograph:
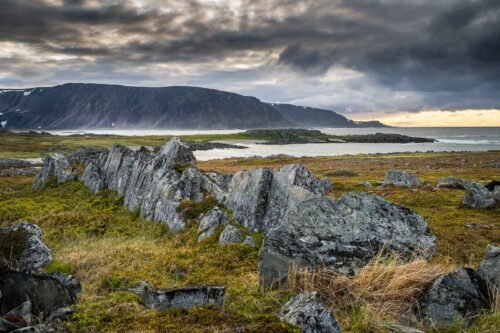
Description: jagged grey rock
128,282,225,310
52,138,227,232
259,193,436,286
226,164,329,232
0,222,52,272
32,154,75,190
219,225,243,244
418,268,489,328
197,207,228,241
278,292,341,333
383,170,423,187
81,162,105,193
463,183,496,208
243,236,255,246
436,176,473,189
477,245,500,291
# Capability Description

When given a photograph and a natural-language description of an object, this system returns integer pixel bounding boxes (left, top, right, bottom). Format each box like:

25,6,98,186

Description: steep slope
0,83,385,129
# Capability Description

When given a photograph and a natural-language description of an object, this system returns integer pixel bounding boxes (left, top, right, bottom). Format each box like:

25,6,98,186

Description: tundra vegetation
0,132,498,332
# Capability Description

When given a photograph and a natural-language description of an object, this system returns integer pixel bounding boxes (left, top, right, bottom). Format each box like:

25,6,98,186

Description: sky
0,0,499,126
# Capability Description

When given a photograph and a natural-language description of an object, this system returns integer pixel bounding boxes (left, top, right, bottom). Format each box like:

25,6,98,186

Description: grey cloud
0,0,499,114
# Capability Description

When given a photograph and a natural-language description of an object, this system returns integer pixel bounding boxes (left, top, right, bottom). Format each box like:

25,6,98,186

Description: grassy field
0,133,499,332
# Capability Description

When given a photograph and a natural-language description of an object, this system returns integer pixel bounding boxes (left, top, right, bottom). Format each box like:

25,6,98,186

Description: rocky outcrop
418,268,489,327
226,164,330,232
278,292,341,333
128,282,225,310
32,154,75,190
0,222,52,273
61,138,228,232
383,170,423,187
463,182,497,208
81,162,105,194
259,193,435,286
218,225,243,244
477,245,500,291
197,207,228,241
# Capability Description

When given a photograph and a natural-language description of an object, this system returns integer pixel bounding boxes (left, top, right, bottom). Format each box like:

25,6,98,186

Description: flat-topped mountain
0,83,386,130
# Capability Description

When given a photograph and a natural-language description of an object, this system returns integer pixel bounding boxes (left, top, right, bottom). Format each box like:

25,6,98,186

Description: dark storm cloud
0,0,499,112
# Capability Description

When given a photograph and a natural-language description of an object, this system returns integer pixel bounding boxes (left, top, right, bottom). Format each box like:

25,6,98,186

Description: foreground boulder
32,154,75,190
226,164,330,232
259,193,435,286
476,245,500,291
418,268,489,327
278,292,340,333
197,207,228,241
0,270,81,323
383,170,423,187
128,282,225,310
0,222,51,273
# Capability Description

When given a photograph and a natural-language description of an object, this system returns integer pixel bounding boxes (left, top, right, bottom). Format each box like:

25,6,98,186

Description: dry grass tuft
288,253,453,326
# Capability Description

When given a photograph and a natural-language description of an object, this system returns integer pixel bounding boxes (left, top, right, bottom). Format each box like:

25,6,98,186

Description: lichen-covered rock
436,176,473,189
0,270,81,320
128,282,225,310
418,268,489,327
219,225,243,244
477,245,500,290
383,170,423,187
197,207,228,241
70,138,226,232
226,164,329,232
32,154,75,190
278,292,341,333
0,222,52,273
3,300,32,327
81,162,105,193
259,193,436,286
463,183,496,208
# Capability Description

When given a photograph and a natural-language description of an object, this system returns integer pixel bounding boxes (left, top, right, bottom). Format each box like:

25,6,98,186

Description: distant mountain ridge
0,83,386,130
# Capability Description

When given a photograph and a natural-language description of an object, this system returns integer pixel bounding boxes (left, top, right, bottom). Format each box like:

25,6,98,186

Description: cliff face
0,83,386,129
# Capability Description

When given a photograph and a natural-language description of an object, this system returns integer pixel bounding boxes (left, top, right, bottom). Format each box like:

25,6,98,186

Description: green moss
45,260,75,275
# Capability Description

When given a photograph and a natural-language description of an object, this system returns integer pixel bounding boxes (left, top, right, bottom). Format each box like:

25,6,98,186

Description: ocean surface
44,127,500,161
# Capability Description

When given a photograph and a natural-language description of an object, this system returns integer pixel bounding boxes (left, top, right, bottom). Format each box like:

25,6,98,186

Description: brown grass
287,254,453,327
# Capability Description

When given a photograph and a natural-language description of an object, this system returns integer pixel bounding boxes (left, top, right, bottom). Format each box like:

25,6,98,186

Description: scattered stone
259,193,435,286
381,323,424,333
436,176,473,189
0,168,37,177
0,222,52,272
128,282,225,310
197,207,228,241
383,170,423,187
278,291,341,333
418,268,489,328
226,164,329,232
32,154,75,190
243,236,255,246
463,183,496,208
218,225,243,244
476,245,500,291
